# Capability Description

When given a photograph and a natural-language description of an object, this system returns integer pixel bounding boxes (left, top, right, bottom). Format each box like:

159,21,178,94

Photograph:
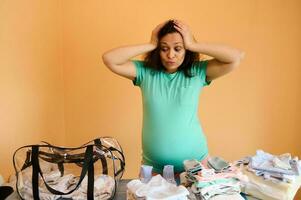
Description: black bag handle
89,136,124,178
93,138,125,177
94,138,108,175
107,146,125,177
31,145,94,200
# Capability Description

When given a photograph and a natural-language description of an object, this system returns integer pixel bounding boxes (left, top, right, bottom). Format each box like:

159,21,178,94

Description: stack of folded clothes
127,174,189,200
127,151,301,200
181,158,247,200
239,150,301,200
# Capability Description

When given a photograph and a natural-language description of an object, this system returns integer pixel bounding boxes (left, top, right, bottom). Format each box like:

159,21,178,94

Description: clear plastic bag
13,137,125,200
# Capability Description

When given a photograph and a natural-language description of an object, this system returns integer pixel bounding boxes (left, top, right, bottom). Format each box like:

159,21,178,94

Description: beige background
1,0,300,197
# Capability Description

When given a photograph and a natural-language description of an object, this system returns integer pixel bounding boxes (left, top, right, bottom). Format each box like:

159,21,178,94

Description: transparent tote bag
13,137,125,200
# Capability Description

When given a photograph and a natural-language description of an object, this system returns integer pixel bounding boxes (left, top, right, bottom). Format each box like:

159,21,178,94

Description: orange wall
0,1,65,179
1,2,301,198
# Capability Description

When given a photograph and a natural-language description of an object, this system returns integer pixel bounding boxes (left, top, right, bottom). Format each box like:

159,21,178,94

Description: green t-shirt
133,60,211,173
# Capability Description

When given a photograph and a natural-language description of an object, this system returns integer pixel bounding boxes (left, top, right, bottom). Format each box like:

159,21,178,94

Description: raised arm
102,44,155,80
102,22,166,80
173,20,245,81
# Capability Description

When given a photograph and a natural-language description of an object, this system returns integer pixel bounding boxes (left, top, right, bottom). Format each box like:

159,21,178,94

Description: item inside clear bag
13,141,124,200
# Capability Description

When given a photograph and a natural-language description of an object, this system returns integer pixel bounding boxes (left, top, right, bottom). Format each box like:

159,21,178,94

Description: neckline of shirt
163,70,178,80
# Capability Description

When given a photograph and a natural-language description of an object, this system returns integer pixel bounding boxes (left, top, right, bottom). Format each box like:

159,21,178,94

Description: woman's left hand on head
173,20,196,50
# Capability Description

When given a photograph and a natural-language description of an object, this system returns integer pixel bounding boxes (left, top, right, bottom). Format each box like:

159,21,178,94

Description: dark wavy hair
144,20,199,77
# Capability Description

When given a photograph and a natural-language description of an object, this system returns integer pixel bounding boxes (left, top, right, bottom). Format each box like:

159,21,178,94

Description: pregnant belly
142,128,208,172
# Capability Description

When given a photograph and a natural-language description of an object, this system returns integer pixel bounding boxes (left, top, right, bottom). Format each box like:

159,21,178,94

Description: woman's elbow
102,53,108,63
232,51,245,68
102,53,112,68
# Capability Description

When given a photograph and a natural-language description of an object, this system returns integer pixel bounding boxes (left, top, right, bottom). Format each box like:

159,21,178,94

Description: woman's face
159,32,186,73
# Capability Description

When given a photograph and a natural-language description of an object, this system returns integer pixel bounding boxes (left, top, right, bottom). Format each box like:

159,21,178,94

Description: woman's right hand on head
150,21,167,46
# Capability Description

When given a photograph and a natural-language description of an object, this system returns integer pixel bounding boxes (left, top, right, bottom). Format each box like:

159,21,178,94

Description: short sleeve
193,60,212,87
132,60,146,86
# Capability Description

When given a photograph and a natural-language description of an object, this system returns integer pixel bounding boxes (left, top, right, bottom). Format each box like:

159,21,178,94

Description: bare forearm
188,43,244,63
102,43,156,65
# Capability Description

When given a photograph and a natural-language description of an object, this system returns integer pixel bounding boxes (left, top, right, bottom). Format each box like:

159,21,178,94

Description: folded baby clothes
209,193,245,200
127,174,189,200
189,161,246,200
186,187,245,200
196,166,249,183
207,157,230,172
183,160,204,175
250,150,299,176
191,179,241,200
241,166,301,200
